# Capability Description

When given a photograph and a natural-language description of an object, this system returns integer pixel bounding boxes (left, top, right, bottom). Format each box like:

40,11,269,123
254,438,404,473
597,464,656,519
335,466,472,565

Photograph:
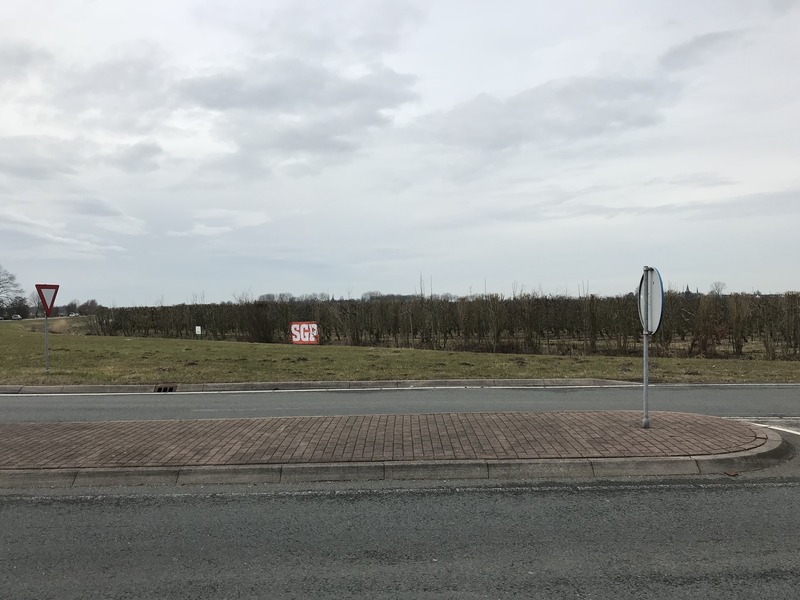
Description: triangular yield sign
36,284,60,317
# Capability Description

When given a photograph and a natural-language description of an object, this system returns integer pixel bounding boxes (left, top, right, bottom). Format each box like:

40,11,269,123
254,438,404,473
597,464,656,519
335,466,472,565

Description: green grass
1,318,799,386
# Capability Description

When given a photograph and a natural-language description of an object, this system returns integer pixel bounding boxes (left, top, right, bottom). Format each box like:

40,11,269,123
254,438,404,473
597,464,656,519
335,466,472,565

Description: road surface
1,384,799,422
3,385,800,598
2,476,800,599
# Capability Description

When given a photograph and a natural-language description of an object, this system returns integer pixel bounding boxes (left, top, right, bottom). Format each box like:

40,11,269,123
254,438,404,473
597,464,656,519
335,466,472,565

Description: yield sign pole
35,284,60,373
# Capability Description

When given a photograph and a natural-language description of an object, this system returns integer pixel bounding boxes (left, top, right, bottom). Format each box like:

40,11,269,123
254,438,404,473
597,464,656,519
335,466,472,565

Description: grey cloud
673,190,800,219
177,59,323,112
62,197,146,235
644,173,736,188
2,43,173,134
62,52,165,99
243,0,425,61
659,31,745,72
231,108,385,154
181,59,417,175
264,125,361,153
179,58,416,115
350,0,425,55
411,183,617,230
0,155,75,180
770,0,800,14
166,208,271,238
106,141,163,173
0,211,125,256
415,185,800,233
0,136,79,180
56,49,172,132
194,152,272,182
182,0,424,173
0,41,52,82
7,15,419,172
578,190,800,222
585,190,800,221
423,77,677,152
67,198,123,218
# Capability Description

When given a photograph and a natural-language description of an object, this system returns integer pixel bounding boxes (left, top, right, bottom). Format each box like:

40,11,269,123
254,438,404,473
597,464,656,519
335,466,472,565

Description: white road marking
748,424,800,436
726,416,800,437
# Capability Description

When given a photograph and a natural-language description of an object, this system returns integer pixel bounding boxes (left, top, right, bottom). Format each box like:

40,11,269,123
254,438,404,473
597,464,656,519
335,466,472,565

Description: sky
1,0,799,307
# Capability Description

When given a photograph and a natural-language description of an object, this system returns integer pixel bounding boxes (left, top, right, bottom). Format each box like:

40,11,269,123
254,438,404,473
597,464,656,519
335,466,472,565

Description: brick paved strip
0,412,766,470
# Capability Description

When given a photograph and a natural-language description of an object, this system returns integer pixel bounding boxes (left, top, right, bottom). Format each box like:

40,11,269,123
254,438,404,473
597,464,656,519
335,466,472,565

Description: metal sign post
642,272,650,428
637,267,663,429
35,284,60,374
44,313,49,373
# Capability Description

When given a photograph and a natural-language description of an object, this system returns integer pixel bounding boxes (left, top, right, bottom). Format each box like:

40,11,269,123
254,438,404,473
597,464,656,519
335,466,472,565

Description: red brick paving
0,411,767,470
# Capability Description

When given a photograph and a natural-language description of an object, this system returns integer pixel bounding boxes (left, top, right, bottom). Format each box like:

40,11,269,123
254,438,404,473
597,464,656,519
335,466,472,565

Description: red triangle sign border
35,284,60,317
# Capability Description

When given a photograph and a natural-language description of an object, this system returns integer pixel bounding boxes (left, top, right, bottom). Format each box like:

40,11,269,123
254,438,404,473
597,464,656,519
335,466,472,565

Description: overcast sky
1,0,799,306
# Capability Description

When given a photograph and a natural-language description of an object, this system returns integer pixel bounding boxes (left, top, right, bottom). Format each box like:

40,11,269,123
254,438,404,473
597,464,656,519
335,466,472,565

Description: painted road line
748,424,800,436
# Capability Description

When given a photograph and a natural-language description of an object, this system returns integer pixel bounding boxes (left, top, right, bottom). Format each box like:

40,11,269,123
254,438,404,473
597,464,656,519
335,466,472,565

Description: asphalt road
3,387,800,599
2,476,800,599
1,384,799,422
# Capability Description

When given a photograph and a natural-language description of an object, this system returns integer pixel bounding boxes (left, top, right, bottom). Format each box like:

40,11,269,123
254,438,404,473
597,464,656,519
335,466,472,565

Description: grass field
1,318,798,386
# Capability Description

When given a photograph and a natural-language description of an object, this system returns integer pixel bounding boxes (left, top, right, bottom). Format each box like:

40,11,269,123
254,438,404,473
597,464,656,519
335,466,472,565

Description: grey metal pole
44,314,49,374
643,331,650,428
642,266,650,429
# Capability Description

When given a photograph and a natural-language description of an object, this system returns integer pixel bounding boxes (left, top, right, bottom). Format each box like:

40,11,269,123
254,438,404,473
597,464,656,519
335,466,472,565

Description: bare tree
28,291,42,318
0,264,24,309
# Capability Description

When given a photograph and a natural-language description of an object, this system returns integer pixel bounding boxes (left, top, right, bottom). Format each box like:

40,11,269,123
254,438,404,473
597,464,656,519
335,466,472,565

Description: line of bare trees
91,290,800,360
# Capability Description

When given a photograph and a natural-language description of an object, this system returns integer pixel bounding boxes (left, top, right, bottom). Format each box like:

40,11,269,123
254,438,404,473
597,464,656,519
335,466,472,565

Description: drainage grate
154,385,176,393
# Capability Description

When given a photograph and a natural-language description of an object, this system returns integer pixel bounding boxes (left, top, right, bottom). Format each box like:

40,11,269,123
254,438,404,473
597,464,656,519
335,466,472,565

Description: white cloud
168,224,233,237
0,210,126,259
193,209,272,228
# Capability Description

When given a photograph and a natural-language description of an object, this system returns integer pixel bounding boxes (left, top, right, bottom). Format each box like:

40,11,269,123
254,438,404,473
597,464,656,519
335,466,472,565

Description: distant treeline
91,290,800,360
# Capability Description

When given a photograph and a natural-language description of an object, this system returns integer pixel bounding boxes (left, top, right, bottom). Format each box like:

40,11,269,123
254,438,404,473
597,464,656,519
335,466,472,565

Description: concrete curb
2,378,637,395
0,429,789,489
694,428,790,474
590,456,701,477
178,465,281,485
72,467,182,487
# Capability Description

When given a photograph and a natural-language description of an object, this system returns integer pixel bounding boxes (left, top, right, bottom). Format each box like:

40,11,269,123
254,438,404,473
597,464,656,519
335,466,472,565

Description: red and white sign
290,322,319,345
35,284,60,317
